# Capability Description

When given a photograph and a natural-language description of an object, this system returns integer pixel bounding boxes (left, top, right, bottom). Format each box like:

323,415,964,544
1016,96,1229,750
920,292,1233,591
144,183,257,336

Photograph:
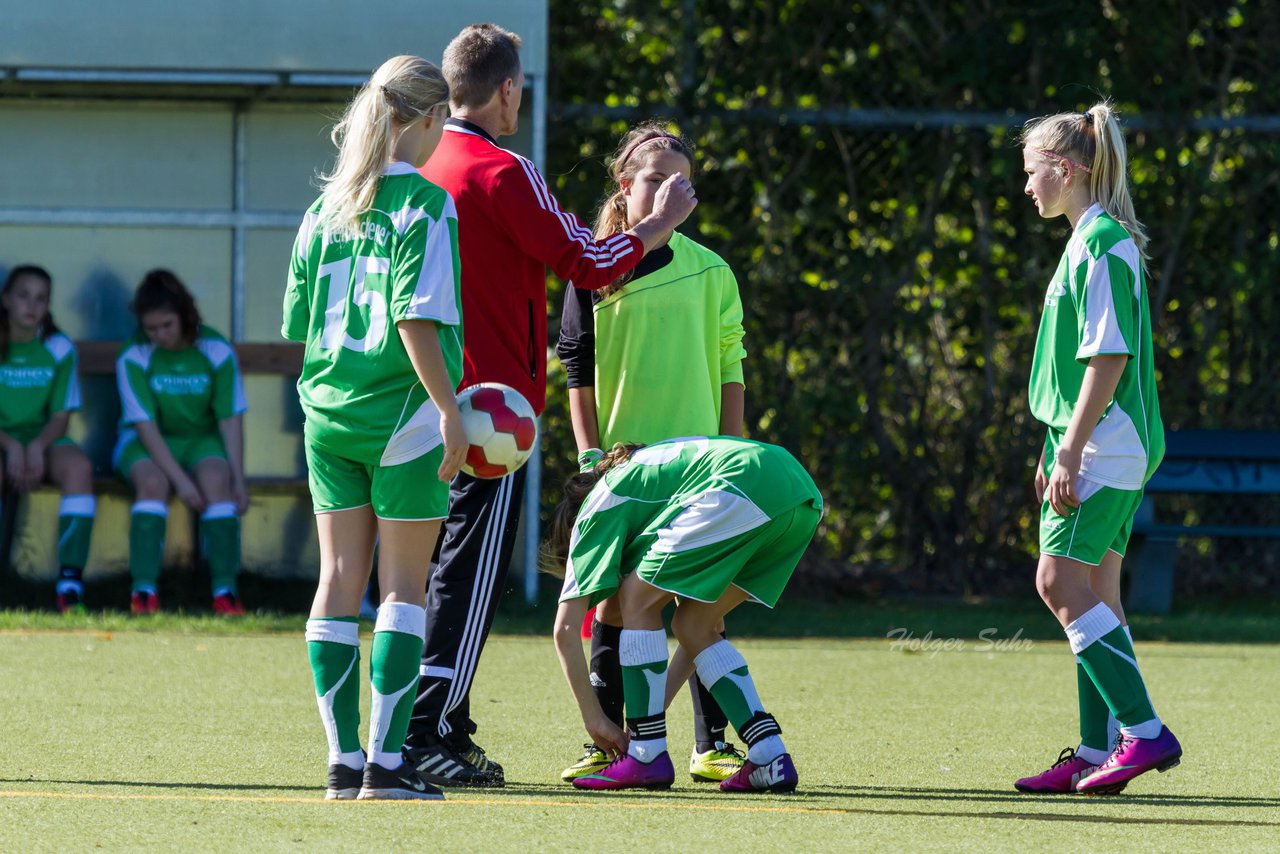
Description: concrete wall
1,0,547,77
1,2,545,586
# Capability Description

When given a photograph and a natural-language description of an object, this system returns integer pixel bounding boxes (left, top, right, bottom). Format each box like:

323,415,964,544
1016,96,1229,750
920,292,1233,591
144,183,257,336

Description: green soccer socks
1066,603,1161,739
200,502,240,596
56,495,95,593
368,602,426,769
306,616,364,770
694,639,785,766
620,629,669,762
128,501,167,593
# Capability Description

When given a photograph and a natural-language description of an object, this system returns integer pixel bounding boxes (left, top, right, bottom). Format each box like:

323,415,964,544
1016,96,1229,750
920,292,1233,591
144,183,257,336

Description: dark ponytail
541,443,644,578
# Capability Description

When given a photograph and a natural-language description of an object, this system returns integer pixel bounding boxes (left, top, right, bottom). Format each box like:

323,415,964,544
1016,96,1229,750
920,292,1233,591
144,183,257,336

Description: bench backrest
1146,430,1280,495
76,340,303,375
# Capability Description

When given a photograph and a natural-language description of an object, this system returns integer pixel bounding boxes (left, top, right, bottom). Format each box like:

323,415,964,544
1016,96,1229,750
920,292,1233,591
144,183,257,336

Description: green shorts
305,441,449,521
114,429,227,481
1039,452,1144,565
633,500,821,608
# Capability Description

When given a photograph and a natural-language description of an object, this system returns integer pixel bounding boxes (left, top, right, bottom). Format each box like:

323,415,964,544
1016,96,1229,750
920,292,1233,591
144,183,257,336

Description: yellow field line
0,789,843,815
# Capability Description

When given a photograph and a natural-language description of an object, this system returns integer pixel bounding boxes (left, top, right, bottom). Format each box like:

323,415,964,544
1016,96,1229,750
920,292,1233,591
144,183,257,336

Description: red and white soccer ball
457,383,538,479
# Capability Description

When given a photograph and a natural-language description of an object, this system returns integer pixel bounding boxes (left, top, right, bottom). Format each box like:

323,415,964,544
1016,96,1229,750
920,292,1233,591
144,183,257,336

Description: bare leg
192,456,235,504
375,517,443,604
1036,553,1102,627
1091,550,1125,624
670,588,750,658
311,507,378,617
46,443,93,493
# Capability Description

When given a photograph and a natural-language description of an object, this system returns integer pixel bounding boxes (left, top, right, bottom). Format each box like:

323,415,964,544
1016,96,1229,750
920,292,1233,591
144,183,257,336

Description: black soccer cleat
406,740,504,788
325,762,364,800
458,739,505,778
356,761,445,801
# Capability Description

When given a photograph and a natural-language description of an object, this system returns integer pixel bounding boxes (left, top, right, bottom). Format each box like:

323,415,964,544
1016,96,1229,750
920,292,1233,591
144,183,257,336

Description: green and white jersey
282,162,463,465
116,326,247,437
560,436,822,602
0,333,80,440
1029,204,1164,488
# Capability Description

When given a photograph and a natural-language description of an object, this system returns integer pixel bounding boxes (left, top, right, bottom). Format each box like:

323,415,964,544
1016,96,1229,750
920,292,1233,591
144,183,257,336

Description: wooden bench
73,340,302,376
1125,429,1280,613
1,340,306,581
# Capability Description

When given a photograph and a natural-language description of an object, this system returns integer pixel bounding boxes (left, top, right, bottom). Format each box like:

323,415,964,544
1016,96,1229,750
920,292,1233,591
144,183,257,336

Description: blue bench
1126,429,1280,613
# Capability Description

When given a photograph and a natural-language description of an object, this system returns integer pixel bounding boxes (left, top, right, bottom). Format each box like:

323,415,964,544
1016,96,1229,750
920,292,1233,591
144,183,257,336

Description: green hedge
537,0,1280,596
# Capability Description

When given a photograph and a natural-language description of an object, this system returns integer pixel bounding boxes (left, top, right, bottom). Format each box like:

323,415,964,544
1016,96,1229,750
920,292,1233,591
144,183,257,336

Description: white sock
747,735,785,765
628,738,667,763
1075,744,1110,765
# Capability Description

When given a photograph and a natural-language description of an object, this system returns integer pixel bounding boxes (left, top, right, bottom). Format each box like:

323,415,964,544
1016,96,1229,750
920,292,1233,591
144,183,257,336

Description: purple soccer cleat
719,752,798,793
1076,726,1182,795
1014,747,1109,794
572,751,675,791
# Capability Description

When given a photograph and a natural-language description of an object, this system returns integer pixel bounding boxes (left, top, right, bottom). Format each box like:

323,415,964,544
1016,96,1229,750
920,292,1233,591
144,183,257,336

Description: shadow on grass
804,783,1280,811
486,782,1280,828
0,777,313,794
6,777,1278,827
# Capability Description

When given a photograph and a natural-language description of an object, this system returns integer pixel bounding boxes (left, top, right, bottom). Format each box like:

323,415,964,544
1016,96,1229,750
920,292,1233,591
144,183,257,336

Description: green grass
4,592,1279,642
1,610,1278,852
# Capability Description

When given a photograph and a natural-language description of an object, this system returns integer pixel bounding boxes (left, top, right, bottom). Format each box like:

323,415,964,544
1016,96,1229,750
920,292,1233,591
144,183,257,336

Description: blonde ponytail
318,55,449,235
1022,99,1149,260
1085,102,1149,259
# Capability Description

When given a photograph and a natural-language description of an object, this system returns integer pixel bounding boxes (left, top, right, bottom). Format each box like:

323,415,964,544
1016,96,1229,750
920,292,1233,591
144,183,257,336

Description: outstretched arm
553,598,629,757
498,163,696,292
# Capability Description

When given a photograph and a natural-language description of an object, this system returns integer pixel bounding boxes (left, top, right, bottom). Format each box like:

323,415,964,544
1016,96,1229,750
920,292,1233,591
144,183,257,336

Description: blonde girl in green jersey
115,269,248,616
282,55,465,801
0,264,95,612
555,123,748,783
1014,102,1181,796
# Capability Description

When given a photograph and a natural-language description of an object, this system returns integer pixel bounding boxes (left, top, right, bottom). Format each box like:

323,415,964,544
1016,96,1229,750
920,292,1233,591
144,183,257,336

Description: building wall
0,3,544,583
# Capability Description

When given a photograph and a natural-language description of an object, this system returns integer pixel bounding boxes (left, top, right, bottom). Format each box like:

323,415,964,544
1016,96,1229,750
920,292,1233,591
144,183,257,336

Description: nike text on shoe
719,753,798,794
356,761,445,801
689,741,746,783
325,763,363,801
573,752,675,791
1076,727,1182,795
1014,746,1110,794
406,741,504,788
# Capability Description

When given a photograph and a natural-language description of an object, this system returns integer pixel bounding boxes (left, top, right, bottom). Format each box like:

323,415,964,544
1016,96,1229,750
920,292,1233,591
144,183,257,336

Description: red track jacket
422,119,643,414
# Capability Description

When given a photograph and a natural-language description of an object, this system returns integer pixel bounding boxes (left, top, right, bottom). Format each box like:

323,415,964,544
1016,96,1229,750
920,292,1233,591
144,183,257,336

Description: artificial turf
1,607,1277,852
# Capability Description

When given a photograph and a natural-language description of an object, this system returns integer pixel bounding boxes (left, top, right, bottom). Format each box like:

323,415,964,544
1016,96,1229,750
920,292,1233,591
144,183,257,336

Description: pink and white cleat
572,751,675,791
1076,726,1182,795
719,753,798,793
1014,747,1108,794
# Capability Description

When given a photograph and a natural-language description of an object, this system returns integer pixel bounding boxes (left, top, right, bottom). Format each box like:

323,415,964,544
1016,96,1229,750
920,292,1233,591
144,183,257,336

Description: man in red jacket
403,23,697,787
